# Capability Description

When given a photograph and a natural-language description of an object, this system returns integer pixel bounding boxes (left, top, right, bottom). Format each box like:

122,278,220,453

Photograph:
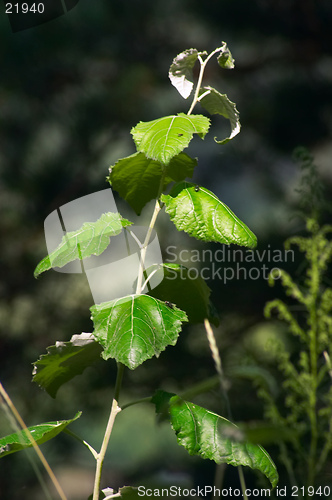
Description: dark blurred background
1,0,332,498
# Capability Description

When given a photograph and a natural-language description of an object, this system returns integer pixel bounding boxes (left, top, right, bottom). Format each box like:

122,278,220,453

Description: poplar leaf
198,86,240,144
0,412,81,458
32,333,103,398
168,48,199,99
34,212,132,278
161,182,257,248
109,152,197,215
131,113,210,165
152,391,279,489
91,295,188,370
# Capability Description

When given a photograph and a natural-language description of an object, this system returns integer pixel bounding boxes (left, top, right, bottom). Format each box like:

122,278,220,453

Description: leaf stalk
187,48,223,116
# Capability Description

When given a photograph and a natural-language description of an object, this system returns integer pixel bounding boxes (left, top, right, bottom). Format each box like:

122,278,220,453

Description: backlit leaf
0,412,81,458
34,212,132,278
131,113,210,165
32,333,103,398
152,391,278,489
168,48,199,99
198,86,240,144
161,182,257,248
91,295,188,370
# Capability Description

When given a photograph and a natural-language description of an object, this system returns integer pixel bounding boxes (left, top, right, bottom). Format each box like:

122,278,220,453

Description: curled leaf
198,86,240,144
168,48,199,99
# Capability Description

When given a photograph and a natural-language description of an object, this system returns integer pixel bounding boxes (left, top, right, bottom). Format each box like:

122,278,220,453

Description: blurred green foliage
1,0,332,498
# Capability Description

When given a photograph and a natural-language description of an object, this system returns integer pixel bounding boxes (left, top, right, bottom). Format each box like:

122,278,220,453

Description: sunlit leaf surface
131,113,210,165
152,391,278,489
0,412,81,458
161,182,257,248
91,295,188,369
34,212,132,277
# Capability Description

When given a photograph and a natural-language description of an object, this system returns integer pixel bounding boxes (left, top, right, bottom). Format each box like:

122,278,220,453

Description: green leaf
131,113,210,166
148,263,219,326
109,152,197,215
32,333,103,398
198,86,240,144
161,182,257,248
0,412,81,458
152,391,278,489
168,48,199,99
217,42,235,69
34,212,132,278
90,295,188,370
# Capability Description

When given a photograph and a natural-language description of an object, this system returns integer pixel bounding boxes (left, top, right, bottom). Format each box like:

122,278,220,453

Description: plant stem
92,363,124,500
187,48,222,116
121,396,152,411
135,200,162,294
63,428,98,459
135,168,165,295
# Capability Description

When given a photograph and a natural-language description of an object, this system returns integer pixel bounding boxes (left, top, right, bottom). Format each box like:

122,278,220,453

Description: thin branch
187,47,224,116
92,363,124,500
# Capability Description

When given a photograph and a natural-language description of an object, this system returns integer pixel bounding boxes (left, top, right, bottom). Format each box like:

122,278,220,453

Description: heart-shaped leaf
109,152,197,215
32,333,103,398
168,48,199,99
161,182,257,248
152,391,278,489
198,86,240,144
34,212,132,278
148,263,219,326
91,295,188,370
0,412,81,458
131,113,210,166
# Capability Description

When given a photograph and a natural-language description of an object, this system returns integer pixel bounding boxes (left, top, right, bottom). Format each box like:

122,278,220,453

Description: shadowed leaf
148,263,219,326
109,152,197,215
198,86,240,144
32,333,103,398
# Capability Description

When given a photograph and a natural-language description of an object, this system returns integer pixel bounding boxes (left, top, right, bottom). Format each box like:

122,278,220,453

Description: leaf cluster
1,43,279,497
